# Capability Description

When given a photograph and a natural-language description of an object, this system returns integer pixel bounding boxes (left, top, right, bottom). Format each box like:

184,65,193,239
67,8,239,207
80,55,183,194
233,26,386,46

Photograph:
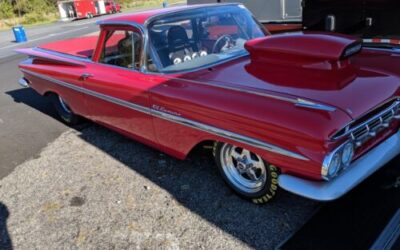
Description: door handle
80,73,93,80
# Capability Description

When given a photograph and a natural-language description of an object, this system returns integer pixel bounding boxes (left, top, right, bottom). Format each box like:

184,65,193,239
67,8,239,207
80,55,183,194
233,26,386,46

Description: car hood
182,48,400,120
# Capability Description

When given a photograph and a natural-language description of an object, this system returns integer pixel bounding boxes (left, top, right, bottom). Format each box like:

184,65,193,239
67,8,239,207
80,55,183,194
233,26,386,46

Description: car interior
100,30,142,69
147,11,264,72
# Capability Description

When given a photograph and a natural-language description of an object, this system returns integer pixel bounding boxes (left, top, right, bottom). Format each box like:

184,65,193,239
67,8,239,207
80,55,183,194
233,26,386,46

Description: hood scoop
245,33,362,68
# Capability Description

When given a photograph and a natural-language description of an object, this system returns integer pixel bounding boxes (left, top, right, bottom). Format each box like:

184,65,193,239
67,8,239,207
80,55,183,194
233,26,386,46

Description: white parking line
0,26,89,50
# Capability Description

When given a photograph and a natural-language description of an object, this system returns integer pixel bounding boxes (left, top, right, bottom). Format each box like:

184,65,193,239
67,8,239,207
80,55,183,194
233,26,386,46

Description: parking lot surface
1,7,316,249
0,124,317,249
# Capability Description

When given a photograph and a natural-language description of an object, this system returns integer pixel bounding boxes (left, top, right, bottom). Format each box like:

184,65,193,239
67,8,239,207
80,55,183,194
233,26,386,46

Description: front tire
50,94,80,125
214,142,279,204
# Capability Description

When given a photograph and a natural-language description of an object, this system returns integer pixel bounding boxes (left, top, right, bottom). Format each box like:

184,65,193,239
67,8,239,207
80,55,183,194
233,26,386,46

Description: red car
16,4,400,204
105,0,121,14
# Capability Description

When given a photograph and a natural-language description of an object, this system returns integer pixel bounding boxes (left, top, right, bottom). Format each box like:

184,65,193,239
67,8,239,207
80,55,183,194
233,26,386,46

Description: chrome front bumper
18,77,29,88
278,130,400,201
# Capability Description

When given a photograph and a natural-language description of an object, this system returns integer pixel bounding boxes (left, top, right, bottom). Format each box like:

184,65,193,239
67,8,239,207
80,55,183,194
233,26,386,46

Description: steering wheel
212,35,234,53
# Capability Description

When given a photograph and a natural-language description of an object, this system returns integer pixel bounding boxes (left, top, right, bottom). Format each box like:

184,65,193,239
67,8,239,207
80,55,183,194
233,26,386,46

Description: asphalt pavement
0,55,67,179
0,16,106,178
0,11,143,178
0,125,316,249
0,19,99,60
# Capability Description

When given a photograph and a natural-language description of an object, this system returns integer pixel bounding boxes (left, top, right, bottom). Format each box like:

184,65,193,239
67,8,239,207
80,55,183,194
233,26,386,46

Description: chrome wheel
220,144,267,193
58,96,72,114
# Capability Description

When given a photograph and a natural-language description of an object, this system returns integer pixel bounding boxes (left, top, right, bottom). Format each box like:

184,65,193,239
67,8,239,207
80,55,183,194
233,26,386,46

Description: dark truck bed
303,0,400,40
189,0,400,46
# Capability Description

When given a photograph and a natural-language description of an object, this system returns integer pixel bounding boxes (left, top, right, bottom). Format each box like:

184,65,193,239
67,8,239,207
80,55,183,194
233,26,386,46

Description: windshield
147,5,266,73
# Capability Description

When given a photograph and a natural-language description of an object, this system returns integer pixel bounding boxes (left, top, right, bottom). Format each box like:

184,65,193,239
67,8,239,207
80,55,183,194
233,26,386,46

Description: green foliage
121,0,182,9
22,12,50,24
15,0,57,16
0,0,57,26
0,0,183,28
0,1,14,19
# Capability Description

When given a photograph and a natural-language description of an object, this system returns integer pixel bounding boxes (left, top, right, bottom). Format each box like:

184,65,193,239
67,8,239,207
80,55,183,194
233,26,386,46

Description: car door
80,24,157,144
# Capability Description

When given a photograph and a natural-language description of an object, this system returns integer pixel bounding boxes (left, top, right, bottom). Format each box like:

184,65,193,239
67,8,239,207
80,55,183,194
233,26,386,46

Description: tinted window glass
100,29,142,69
148,5,266,73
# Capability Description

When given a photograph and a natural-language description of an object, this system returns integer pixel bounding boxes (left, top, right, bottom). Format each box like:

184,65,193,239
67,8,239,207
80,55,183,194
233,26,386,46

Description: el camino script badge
152,104,181,116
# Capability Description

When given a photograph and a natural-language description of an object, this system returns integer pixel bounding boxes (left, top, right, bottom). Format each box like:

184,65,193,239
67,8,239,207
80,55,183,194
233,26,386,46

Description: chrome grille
333,98,400,147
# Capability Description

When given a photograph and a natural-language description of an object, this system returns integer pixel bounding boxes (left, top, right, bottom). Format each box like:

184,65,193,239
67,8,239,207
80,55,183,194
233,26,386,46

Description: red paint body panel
20,61,86,116
245,33,360,61
16,48,86,67
39,36,98,58
190,52,400,120
16,5,400,183
148,73,330,178
82,63,156,143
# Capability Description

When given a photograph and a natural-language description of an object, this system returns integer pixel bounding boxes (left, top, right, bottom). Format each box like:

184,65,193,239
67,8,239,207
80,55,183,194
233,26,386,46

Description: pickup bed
39,35,98,58
303,0,400,46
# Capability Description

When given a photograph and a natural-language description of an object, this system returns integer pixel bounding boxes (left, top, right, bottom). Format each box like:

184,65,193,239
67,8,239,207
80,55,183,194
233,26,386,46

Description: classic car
16,3,400,204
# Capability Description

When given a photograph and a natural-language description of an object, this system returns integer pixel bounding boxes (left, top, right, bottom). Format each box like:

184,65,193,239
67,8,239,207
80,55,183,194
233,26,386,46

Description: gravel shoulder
0,124,318,249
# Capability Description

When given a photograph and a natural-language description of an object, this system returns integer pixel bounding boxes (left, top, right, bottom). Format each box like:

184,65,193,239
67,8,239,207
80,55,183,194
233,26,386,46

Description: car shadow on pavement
0,203,12,250
5,88,63,122
74,124,317,249
5,88,318,249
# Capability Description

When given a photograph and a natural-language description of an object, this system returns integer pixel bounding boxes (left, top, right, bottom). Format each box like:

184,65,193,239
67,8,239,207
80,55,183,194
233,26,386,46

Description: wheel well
44,91,57,97
187,140,281,171
186,140,216,158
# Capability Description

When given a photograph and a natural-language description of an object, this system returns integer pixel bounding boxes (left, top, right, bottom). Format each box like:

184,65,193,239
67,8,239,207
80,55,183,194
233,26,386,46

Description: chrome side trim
21,69,151,115
279,130,400,201
295,98,337,112
20,68,309,161
151,109,309,161
164,76,337,112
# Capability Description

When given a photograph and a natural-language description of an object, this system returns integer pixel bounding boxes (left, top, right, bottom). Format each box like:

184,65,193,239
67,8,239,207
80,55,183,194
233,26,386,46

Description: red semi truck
57,0,121,20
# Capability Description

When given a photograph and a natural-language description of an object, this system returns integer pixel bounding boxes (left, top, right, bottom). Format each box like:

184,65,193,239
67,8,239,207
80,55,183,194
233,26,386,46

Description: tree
0,0,14,19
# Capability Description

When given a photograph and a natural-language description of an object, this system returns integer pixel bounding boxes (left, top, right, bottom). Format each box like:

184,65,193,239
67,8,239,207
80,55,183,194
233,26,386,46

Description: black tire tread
213,141,280,204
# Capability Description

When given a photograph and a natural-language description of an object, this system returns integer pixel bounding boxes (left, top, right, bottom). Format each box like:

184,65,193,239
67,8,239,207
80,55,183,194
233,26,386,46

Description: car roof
99,3,240,26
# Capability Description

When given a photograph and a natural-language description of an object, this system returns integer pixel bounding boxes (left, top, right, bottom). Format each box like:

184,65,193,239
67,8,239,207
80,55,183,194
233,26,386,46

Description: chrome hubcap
220,144,267,193
58,96,72,114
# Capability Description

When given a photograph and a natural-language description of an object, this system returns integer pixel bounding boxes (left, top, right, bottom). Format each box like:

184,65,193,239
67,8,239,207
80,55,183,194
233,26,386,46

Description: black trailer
187,0,302,23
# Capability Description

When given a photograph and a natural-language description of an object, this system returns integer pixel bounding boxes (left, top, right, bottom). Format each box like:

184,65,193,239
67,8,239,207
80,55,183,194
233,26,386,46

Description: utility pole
16,0,22,25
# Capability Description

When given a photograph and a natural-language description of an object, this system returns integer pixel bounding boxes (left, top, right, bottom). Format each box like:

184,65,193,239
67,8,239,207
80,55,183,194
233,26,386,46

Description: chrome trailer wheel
214,142,280,204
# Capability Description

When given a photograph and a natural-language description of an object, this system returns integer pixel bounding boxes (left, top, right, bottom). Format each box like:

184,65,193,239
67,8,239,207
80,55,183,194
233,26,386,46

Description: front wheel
214,142,280,204
50,94,80,125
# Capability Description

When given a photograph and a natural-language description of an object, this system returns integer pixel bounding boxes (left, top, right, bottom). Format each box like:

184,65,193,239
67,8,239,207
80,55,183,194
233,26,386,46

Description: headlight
328,153,341,177
322,141,354,180
341,143,354,166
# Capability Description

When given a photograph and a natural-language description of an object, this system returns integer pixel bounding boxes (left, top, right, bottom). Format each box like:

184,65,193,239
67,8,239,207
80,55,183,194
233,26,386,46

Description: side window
99,29,142,70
